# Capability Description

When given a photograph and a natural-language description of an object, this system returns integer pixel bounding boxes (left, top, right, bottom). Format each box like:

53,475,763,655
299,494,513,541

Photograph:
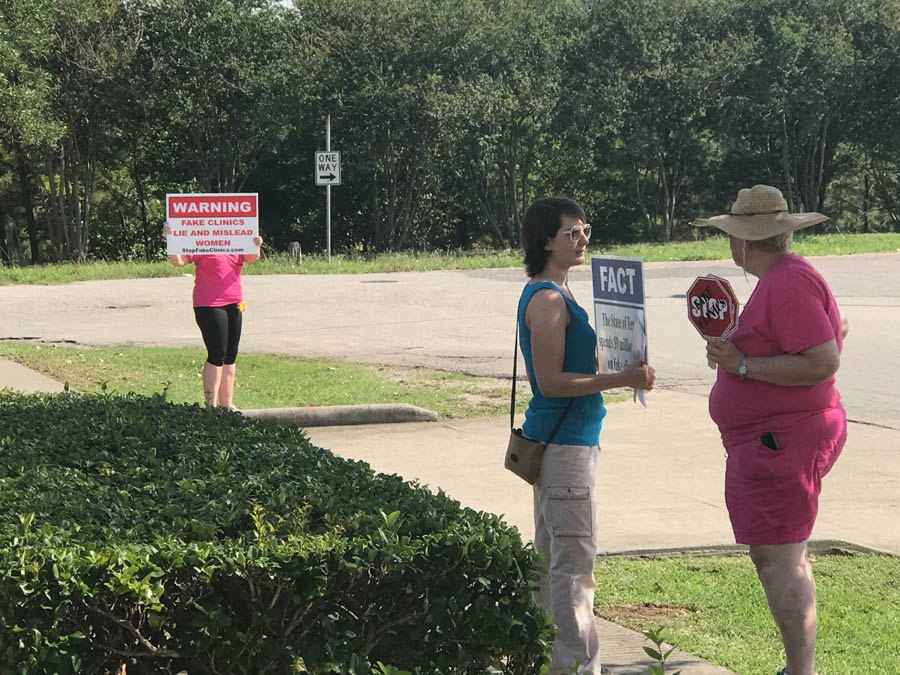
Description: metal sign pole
326,114,332,263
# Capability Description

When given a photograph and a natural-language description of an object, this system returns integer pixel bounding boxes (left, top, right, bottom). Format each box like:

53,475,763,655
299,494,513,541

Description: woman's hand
622,360,655,390
242,235,263,263
706,338,743,374
163,222,191,267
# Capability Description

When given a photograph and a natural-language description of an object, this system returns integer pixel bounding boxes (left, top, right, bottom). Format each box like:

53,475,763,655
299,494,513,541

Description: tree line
1,0,899,264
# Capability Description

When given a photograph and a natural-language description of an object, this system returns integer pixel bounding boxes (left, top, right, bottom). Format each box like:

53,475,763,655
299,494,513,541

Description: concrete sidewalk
304,392,900,556
0,355,65,394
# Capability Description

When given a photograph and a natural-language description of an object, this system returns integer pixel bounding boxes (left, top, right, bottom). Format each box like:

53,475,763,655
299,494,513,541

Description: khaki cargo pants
533,443,602,675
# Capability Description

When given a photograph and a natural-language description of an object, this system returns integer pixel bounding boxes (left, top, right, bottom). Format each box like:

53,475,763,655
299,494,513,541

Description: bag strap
510,320,520,430
544,396,574,448
512,317,573,445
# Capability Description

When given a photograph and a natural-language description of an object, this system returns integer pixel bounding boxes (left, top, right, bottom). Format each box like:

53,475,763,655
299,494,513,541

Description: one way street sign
315,151,341,186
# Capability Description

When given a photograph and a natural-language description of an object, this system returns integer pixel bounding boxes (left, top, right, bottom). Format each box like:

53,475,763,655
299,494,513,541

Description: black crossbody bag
504,320,573,484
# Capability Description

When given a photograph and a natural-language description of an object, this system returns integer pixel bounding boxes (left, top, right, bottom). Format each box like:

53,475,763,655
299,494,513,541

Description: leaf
644,647,662,661
384,510,401,528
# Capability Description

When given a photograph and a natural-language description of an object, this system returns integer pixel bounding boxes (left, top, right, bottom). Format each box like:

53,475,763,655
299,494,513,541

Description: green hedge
0,392,552,674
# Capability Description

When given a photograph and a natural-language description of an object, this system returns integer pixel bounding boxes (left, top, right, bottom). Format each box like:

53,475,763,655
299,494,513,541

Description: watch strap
738,355,748,380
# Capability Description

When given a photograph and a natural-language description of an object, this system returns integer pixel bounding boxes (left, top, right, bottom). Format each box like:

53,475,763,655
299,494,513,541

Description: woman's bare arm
526,289,654,397
707,338,840,387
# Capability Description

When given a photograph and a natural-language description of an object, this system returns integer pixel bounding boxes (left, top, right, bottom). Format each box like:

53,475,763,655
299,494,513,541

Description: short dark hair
521,197,586,277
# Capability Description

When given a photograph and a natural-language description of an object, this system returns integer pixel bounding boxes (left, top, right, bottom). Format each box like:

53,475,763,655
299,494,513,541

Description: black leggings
194,304,242,366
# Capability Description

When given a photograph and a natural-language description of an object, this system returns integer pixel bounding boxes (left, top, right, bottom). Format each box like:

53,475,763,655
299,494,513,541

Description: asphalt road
2,252,898,429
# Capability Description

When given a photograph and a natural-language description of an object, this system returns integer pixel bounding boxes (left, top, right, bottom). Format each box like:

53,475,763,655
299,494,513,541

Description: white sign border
165,192,259,256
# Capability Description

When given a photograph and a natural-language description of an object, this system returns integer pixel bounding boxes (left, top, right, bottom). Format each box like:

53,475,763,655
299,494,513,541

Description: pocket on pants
741,439,787,482
549,486,593,537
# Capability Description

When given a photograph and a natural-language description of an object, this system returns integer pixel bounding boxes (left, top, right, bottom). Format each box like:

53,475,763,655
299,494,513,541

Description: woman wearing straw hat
695,185,849,675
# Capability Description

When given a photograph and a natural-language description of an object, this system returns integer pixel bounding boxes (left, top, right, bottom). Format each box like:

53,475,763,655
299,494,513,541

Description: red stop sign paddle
686,275,740,339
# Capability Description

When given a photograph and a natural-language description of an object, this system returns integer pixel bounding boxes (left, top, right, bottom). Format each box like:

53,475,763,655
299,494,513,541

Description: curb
243,403,439,427
598,539,898,560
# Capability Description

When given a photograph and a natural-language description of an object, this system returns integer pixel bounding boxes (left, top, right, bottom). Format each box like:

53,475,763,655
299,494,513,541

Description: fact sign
592,255,648,406
315,151,341,186
686,275,739,339
166,193,259,255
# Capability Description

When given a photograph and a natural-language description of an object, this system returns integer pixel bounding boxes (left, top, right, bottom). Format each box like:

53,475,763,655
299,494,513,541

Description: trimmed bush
0,391,553,674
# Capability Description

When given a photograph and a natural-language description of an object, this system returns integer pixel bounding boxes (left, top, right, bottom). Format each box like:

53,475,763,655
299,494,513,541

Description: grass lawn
603,231,900,261
0,342,545,417
594,554,900,675
1,232,898,285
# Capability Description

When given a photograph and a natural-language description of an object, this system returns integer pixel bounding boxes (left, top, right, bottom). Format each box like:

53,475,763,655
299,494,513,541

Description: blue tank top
517,281,606,446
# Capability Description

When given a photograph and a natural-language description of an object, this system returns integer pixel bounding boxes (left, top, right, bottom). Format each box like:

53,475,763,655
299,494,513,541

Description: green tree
41,0,145,261
134,0,308,194
444,0,563,247
0,0,61,146
298,0,458,251
847,0,900,230
3,0,899,261
559,0,754,241
715,0,891,219
0,0,64,263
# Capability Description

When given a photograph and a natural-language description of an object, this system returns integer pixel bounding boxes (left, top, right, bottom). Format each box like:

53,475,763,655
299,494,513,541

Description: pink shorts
724,409,846,546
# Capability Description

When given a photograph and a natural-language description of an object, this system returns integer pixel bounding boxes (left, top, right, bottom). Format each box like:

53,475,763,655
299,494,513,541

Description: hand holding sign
686,275,740,369
622,359,655,390
705,336,745,374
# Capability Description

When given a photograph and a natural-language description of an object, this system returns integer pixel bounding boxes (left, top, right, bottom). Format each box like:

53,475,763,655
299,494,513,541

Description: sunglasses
560,224,592,241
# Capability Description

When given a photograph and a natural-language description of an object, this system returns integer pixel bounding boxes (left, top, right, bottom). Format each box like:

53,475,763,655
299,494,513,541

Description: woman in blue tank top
518,197,655,674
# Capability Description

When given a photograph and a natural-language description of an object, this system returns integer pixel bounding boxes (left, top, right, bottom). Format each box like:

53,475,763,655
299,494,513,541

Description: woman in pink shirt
165,226,263,410
695,185,849,675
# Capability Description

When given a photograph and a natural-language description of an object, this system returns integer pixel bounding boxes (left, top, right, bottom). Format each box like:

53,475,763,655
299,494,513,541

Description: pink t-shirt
708,254,843,445
189,255,244,307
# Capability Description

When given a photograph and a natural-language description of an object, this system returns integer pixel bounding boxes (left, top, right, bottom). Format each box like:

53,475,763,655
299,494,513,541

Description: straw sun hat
692,184,827,240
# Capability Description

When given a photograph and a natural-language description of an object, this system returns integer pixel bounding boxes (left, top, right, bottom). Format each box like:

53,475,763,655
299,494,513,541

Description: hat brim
691,211,828,240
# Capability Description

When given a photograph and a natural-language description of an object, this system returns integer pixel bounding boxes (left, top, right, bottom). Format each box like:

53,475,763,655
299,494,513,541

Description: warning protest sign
166,193,259,255
591,255,648,405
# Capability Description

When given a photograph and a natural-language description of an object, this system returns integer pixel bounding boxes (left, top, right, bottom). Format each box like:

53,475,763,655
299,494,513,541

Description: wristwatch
737,355,748,380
